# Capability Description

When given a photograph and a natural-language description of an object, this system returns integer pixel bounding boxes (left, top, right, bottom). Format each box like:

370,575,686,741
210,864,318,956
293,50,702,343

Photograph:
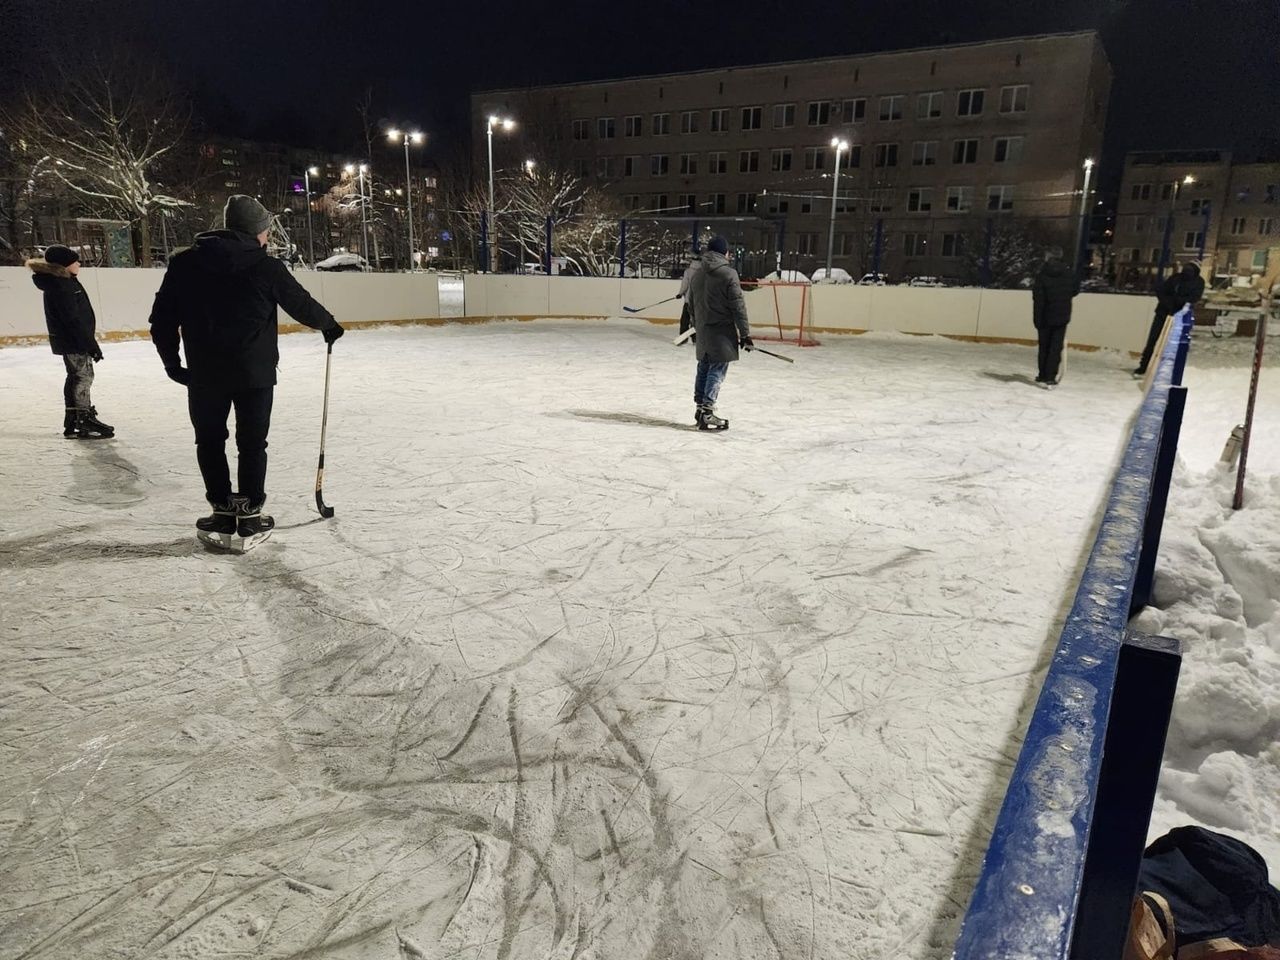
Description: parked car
315,252,368,272
811,267,854,284
759,270,811,284
858,273,889,285
905,275,946,287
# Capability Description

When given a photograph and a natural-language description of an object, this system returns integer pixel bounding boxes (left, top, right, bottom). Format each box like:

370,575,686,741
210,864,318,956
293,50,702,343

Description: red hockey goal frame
750,280,820,346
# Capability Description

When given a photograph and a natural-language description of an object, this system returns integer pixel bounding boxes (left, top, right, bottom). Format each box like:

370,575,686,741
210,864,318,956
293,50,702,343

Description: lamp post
485,114,515,272
1074,157,1095,276
388,129,425,271
1157,173,1195,280
303,166,318,267
825,138,849,281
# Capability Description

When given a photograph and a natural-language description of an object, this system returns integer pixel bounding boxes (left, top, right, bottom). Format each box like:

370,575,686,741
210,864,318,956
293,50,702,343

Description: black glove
740,336,754,350
165,365,191,385
89,344,104,362
323,323,345,344
675,293,684,300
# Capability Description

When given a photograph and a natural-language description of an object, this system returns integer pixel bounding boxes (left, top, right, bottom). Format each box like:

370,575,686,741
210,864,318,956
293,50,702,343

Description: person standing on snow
1031,250,1078,389
149,195,344,547
26,244,114,439
1133,261,1205,377
687,235,752,430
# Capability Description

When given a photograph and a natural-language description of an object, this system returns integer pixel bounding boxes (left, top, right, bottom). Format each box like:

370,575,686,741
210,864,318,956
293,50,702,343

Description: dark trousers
1137,307,1173,373
188,385,274,506
1037,325,1067,383
62,353,94,410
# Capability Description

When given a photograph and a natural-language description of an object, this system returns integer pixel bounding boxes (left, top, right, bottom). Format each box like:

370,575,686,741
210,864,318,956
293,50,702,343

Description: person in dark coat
1031,251,1078,388
149,195,344,542
26,245,114,439
1134,262,1205,376
686,236,752,430
676,252,702,342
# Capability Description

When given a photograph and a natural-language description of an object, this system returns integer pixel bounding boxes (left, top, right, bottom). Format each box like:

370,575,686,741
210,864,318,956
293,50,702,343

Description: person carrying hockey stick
1133,261,1204,377
149,195,344,550
1031,249,1077,389
686,235,752,430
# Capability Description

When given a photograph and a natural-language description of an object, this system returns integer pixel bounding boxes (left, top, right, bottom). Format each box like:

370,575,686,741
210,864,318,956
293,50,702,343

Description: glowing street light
1074,158,1095,275
389,128,426,270
825,138,850,281
302,166,319,266
525,158,536,177
485,115,516,271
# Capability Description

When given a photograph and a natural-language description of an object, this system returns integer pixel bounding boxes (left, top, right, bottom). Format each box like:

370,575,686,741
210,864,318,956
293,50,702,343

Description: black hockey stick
623,295,680,313
747,345,795,363
314,342,335,518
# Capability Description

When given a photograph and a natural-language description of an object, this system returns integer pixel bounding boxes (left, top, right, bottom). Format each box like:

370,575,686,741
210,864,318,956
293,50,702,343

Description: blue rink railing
952,307,1194,960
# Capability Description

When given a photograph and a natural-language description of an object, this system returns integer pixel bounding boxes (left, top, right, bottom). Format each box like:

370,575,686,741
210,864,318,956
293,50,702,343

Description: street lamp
1157,173,1196,279
525,159,536,177
388,128,425,271
1074,157,1095,275
485,114,516,272
303,166,318,267
344,163,371,268
825,138,849,281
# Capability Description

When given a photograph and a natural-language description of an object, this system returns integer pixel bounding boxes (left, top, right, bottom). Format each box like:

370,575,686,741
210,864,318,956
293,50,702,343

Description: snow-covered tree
961,220,1059,288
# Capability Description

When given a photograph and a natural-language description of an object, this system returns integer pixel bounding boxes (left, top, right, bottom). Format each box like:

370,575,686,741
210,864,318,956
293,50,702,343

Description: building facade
472,31,1110,280
1112,150,1280,288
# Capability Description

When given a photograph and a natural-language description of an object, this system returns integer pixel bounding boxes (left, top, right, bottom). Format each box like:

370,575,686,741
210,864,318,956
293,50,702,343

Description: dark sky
8,0,1279,186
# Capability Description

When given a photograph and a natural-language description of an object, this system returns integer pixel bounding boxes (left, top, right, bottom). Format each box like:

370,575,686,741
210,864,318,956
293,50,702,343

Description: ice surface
1,321,1148,958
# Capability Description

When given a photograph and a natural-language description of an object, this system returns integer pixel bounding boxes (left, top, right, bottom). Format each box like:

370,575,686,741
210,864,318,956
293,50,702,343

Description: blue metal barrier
952,307,1194,960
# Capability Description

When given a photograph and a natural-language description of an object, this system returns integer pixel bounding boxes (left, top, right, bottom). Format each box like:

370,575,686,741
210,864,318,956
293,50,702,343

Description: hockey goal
750,280,820,346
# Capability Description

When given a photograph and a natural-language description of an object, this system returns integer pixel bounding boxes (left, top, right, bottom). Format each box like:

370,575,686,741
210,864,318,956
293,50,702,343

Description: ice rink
1,320,1154,958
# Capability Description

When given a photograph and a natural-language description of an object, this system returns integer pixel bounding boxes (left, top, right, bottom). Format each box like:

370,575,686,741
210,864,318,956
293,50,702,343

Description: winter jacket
1157,266,1206,314
1032,259,1078,329
677,259,701,337
149,230,338,389
27,259,100,357
688,250,750,363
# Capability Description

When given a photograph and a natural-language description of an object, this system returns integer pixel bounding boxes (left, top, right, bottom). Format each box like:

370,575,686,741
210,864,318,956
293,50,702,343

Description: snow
0,318,1261,958
810,268,854,284
1137,328,1280,868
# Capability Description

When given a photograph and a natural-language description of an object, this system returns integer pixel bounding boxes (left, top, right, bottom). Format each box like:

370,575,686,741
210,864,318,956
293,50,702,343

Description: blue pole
544,216,553,275
982,218,994,288
618,219,627,277
1198,204,1210,265
872,218,884,278
479,211,489,273
1157,210,1174,281
691,219,700,253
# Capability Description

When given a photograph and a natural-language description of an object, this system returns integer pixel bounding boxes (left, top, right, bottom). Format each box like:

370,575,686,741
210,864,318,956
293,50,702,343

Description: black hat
44,244,79,268
223,195,273,235
707,235,729,255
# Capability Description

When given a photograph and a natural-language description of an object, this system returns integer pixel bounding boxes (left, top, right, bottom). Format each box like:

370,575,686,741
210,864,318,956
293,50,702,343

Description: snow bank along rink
0,319,1144,959
1140,330,1280,870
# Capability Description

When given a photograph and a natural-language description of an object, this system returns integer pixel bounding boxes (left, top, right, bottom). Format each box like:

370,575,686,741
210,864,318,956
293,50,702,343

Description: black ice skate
698,405,729,432
70,407,114,439
235,498,275,552
63,407,76,438
196,496,272,554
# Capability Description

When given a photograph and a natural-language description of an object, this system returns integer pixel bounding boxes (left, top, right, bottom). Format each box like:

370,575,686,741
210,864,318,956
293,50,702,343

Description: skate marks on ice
66,441,147,507
559,408,700,432
979,371,1039,387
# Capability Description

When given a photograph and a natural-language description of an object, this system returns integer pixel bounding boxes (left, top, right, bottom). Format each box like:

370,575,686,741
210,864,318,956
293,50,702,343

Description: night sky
6,0,1278,186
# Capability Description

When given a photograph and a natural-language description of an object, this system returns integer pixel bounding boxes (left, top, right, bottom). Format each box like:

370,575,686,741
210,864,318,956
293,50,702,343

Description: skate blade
197,530,272,554
698,422,730,432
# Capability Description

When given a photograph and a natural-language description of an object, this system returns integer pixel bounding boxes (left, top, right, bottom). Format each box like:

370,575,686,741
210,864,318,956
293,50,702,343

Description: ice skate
698,405,728,431
70,407,114,439
235,498,275,553
63,407,76,438
197,497,272,554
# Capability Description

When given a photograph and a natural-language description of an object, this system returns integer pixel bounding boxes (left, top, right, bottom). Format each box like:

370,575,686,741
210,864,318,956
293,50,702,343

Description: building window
624,155,640,177
597,117,616,139
879,95,904,121
1265,184,1280,204
573,158,590,178
999,84,1029,114
841,97,866,121
774,103,795,128
1253,249,1269,270
946,186,973,212
874,143,899,168
596,157,616,178
1261,218,1276,236
800,200,813,214
993,136,1024,163
1131,183,1153,201
807,100,831,125
957,88,985,117
572,119,590,140
677,193,697,215
904,232,928,256
1190,198,1211,215
650,194,669,211
679,153,699,175
1151,247,1163,263
952,139,979,164
710,193,726,214
912,140,939,167
650,154,670,176
736,193,757,214
652,113,670,135
1128,248,1141,262
796,233,817,255
907,188,933,212
840,144,861,169
681,110,700,134
1229,217,1247,235
741,106,763,130
739,150,759,173
710,108,729,133
917,91,943,119
987,185,1014,212
708,151,727,174
836,233,857,256
941,233,964,257
1160,182,1175,201
1183,231,1204,250
870,188,892,213
624,194,642,211
804,146,827,171
1129,215,1147,233
625,115,643,137
771,148,793,172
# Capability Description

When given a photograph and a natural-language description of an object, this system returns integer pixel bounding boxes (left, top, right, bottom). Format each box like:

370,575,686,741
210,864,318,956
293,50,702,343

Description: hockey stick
747,345,795,363
673,327,694,345
623,295,680,314
314,342,335,519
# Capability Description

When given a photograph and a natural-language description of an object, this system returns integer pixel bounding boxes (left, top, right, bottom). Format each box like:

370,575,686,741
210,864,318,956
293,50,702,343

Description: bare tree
1,56,192,265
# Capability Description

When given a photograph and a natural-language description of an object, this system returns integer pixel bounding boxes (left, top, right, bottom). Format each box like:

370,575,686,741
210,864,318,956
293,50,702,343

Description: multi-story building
472,31,1110,280
1112,150,1280,287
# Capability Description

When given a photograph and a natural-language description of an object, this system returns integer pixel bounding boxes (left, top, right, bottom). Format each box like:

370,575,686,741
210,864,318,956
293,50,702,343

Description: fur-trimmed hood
27,258,76,293
26,258,73,279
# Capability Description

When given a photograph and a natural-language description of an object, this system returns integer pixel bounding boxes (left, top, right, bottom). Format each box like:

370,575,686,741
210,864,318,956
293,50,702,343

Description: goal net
750,281,820,346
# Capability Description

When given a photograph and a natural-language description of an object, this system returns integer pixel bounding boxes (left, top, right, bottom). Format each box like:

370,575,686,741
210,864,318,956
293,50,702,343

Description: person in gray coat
686,236,752,430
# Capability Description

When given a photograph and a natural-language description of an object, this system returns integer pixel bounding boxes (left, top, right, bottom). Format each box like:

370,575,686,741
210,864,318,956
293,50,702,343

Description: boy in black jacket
1031,251,1078,389
26,245,114,439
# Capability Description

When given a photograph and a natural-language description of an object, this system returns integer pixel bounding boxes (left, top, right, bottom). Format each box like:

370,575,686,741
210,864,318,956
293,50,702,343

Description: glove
675,293,684,300
165,365,191,385
323,323,345,344
89,344,104,362
740,336,754,350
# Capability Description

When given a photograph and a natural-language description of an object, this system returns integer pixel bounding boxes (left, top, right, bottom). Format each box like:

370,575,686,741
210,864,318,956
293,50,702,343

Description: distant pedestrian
149,195,343,549
26,244,114,439
687,236,752,430
1031,250,1078,389
1134,262,1204,377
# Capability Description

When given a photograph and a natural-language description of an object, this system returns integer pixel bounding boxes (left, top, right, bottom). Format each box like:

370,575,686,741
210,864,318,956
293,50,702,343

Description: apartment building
472,31,1110,279
1113,150,1280,287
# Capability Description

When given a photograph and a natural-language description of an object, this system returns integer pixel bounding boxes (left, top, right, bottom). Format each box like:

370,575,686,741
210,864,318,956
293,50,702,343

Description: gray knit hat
223,195,272,235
